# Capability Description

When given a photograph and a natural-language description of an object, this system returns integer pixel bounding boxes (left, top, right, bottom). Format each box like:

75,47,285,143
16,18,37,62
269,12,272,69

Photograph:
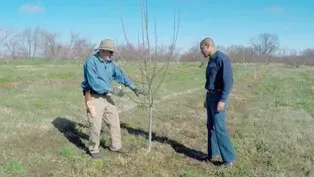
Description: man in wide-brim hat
81,39,144,158
95,39,115,52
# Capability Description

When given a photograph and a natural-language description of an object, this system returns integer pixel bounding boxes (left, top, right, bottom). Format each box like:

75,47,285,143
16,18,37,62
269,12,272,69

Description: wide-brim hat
95,39,115,52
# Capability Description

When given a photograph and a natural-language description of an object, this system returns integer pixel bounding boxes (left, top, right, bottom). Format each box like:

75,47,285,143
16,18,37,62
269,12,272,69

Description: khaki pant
86,94,122,153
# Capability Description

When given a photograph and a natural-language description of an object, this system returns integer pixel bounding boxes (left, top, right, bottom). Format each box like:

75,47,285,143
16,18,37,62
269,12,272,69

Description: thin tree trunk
147,88,153,152
254,63,257,81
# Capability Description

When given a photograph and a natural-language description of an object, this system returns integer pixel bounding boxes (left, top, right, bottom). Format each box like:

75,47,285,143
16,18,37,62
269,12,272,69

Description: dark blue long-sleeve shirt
205,50,233,102
81,54,135,94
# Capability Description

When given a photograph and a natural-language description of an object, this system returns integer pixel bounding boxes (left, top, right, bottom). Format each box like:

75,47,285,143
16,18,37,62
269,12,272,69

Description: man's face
200,44,211,58
99,50,114,60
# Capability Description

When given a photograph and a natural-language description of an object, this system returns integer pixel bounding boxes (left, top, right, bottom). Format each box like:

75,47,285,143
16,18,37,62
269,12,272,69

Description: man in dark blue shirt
200,37,235,167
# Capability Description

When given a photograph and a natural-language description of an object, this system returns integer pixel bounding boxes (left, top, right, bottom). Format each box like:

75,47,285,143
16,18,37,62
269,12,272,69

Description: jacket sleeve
112,63,135,89
218,56,233,102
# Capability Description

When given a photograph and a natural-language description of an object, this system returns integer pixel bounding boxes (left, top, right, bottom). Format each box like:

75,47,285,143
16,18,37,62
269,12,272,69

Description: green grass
1,161,26,176
0,60,313,177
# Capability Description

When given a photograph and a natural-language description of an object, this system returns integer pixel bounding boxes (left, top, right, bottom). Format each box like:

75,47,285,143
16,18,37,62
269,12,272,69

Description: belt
207,89,222,94
83,89,108,96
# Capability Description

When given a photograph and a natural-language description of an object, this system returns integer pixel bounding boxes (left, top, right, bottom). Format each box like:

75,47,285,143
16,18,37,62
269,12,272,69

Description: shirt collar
95,53,112,63
209,50,219,61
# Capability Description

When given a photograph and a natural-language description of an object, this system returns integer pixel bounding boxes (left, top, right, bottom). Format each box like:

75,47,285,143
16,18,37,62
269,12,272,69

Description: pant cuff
110,145,122,151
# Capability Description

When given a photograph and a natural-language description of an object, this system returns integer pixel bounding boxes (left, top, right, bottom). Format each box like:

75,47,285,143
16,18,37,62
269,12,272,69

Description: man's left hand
217,101,225,112
132,87,145,97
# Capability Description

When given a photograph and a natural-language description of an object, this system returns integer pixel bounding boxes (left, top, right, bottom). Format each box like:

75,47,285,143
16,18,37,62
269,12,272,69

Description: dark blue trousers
206,92,235,163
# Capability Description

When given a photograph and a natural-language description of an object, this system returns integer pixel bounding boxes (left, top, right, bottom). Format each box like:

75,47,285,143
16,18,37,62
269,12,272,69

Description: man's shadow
51,117,108,154
119,122,208,161
52,117,208,161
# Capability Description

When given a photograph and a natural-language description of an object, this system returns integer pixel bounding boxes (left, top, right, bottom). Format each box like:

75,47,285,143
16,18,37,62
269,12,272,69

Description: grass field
0,60,314,177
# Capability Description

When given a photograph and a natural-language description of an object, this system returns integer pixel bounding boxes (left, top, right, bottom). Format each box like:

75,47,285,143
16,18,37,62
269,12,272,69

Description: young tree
119,0,180,152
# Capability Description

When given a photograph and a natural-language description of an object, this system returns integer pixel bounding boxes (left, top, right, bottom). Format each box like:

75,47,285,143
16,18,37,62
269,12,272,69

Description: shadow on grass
51,117,210,162
120,122,208,161
51,117,108,154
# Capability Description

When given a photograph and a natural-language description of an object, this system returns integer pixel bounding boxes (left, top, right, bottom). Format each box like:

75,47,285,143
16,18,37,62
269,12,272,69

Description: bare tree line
0,27,95,60
182,33,313,67
0,27,313,67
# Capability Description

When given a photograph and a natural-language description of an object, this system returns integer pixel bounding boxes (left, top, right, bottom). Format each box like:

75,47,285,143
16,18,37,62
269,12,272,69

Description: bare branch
119,0,180,152
16,27,42,59
0,30,12,46
3,33,19,59
249,33,279,66
152,7,181,97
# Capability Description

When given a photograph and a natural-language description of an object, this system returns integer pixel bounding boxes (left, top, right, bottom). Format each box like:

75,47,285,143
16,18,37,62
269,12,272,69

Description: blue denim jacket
81,54,135,94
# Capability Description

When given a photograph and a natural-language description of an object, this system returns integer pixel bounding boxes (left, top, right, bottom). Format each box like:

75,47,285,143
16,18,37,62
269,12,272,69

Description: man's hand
111,87,125,97
217,101,225,112
84,90,96,118
204,100,207,108
86,100,96,118
132,87,144,97
84,90,92,103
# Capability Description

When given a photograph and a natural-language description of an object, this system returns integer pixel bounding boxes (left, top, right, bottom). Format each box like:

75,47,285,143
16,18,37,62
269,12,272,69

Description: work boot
90,152,103,159
220,161,235,168
200,154,220,162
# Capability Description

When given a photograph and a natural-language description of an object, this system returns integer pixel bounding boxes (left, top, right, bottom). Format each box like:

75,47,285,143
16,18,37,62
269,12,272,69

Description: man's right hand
84,90,96,118
204,100,207,108
86,100,96,118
